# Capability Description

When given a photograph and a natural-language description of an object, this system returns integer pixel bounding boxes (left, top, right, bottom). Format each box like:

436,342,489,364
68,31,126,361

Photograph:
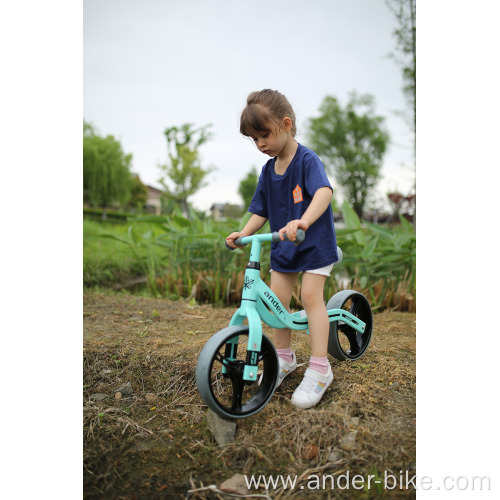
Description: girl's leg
300,272,329,357
291,271,333,409
270,270,299,349
269,270,299,387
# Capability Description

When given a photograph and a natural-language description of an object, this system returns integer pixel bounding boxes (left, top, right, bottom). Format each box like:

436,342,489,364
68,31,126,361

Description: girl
226,89,339,409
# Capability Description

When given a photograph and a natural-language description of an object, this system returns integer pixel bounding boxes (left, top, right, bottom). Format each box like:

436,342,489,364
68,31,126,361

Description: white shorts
270,263,335,277
305,263,335,276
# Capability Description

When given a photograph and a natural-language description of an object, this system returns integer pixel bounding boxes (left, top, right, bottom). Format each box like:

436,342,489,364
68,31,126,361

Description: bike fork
226,244,263,382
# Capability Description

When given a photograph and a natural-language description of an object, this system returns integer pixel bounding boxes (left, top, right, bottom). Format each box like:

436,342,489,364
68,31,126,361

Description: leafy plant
86,202,415,312
335,200,415,310
97,225,164,296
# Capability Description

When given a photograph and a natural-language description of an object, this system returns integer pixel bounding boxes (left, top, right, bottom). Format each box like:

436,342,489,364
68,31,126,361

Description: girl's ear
282,117,293,132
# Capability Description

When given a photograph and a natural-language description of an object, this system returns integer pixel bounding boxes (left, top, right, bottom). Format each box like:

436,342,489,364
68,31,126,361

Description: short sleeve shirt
248,143,338,272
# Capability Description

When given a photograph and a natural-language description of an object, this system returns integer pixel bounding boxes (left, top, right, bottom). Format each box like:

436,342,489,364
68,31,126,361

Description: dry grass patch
84,292,415,499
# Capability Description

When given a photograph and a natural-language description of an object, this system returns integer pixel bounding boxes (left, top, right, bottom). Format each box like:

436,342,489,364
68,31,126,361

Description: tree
308,93,390,218
128,175,148,209
83,121,133,208
158,123,214,218
386,0,416,153
238,166,258,208
386,0,416,227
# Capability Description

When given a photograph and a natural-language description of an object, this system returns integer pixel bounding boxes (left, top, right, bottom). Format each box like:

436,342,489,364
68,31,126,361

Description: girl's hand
226,232,246,249
279,219,309,241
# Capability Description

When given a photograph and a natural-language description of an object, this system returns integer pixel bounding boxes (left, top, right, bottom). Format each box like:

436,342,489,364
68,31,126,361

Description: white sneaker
276,351,297,388
258,351,297,387
291,364,333,409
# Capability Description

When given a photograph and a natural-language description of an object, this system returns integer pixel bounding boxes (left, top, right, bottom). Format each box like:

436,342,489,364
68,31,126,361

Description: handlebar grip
271,228,305,246
225,229,306,251
294,229,306,245
225,237,245,251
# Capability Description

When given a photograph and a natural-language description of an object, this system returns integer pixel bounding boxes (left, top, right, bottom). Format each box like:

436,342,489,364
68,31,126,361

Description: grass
84,219,146,287
83,213,416,312
83,291,416,499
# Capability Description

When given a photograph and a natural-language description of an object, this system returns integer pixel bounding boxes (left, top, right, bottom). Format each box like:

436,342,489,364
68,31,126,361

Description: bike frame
225,233,367,382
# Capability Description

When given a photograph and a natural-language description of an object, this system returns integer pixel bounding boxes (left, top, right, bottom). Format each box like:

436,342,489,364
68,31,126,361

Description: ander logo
264,290,284,315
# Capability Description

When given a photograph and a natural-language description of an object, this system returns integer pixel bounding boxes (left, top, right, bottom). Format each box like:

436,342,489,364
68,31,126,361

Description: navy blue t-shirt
248,143,338,272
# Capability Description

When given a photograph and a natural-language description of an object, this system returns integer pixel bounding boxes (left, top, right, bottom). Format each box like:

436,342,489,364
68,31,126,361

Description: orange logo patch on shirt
293,184,303,204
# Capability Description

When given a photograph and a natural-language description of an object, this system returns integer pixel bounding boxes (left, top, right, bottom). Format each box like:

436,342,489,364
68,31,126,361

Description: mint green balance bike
196,230,373,419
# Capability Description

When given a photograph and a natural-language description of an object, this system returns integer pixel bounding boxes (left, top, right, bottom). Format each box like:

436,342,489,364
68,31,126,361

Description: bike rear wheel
196,326,279,419
327,290,373,361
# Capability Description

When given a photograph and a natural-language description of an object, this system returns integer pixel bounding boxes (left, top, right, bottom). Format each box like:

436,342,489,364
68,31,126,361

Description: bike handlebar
225,229,306,251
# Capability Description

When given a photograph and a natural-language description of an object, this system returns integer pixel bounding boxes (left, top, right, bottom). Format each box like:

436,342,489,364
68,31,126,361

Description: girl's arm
226,213,268,248
278,187,332,241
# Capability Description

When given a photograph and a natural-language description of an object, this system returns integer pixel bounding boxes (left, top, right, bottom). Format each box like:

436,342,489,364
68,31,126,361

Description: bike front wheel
196,325,279,419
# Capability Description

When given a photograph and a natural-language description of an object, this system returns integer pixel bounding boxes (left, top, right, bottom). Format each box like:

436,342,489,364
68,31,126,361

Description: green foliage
337,200,415,311
83,219,147,287
97,224,165,296
83,207,133,221
83,121,134,208
128,175,148,208
330,195,339,214
126,210,252,303
85,201,415,312
158,123,214,217
238,166,258,208
85,209,268,303
308,93,390,218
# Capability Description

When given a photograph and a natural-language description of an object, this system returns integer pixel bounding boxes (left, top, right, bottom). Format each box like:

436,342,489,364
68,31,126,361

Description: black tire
326,290,373,361
196,325,279,419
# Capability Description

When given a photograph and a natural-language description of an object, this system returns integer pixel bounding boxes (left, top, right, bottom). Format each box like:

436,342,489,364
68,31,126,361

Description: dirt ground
83,291,416,499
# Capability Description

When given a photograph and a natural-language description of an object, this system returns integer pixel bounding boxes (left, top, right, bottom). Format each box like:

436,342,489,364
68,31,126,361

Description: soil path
84,292,416,499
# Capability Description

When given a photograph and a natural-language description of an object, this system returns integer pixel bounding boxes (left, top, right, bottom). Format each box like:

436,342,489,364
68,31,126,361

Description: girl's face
251,120,292,158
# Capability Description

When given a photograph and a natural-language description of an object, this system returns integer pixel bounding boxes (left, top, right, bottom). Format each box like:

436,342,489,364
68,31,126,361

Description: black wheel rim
336,294,372,360
207,332,278,417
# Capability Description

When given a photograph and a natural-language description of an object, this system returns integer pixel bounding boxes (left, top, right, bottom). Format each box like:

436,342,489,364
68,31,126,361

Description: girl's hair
240,89,297,138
